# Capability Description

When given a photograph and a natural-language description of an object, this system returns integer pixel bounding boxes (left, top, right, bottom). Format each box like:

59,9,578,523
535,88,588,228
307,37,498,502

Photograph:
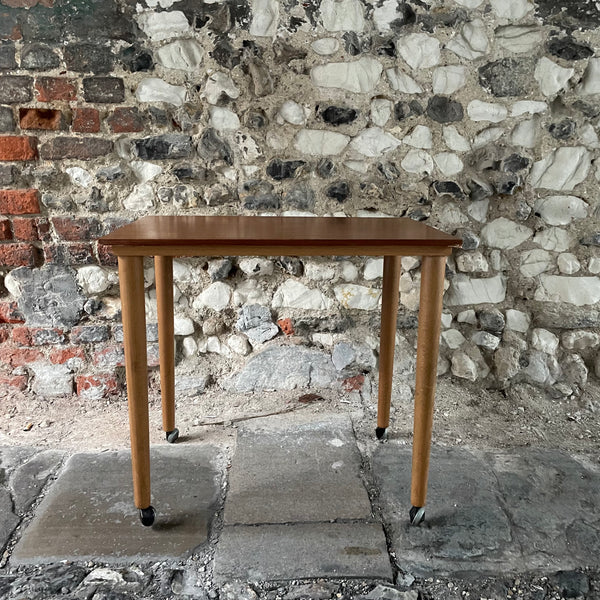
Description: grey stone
326,181,350,202
21,43,60,70
175,374,210,396
71,325,110,344
225,414,372,524
0,76,32,104
554,571,590,598
211,38,240,69
477,308,505,334
223,345,338,393
214,522,391,583
547,36,594,61
134,134,193,160
119,44,154,72
332,341,356,370
534,306,600,329
343,31,362,56
0,105,15,133
317,158,335,178
284,184,316,211
0,43,16,69
0,164,13,184
426,96,463,123
549,118,576,140
12,446,221,564
459,230,480,250
6,266,86,329
208,258,233,281
245,323,279,345
248,58,274,97
198,128,233,165
0,487,19,555
237,304,272,331
360,585,419,600
83,77,125,103
580,232,600,246
283,582,339,599
534,0,600,31
277,256,304,276
10,564,88,599
63,43,114,73
478,59,533,97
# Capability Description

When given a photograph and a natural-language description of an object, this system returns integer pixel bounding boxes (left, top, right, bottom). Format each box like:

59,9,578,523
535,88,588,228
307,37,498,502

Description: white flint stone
457,309,477,325
136,11,190,41
399,272,413,293
250,0,279,36
452,0,484,6
437,203,468,226
238,258,274,277
403,125,432,149
533,228,572,252
496,25,542,53
364,258,384,280
294,129,350,156
447,19,489,60
344,160,368,173
374,0,408,31
472,331,500,351
279,100,306,125
156,39,203,71
123,183,154,210
320,0,364,31
511,117,539,148
441,313,453,329
534,196,588,225
233,280,270,306
534,57,574,96
245,323,279,346
130,160,163,183
206,336,231,357
467,199,489,223
136,78,186,106
456,252,488,273
311,38,339,55
311,56,383,93
304,262,337,281
66,167,92,188
341,261,359,281
481,218,532,250
562,331,600,351
386,68,422,93
77,266,112,295
510,100,548,116
182,336,197,358
209,106,240,131
434,152,463,176
529,147,590,191
228,334,251,355
589,257,600,274
272,280,332,310
370,98,393,127
402,257,420,271
535,275,600,306
520,249,552,277
506,309,530,333
490,0,533,20
557,253,581,275
313,332,334,347
334,284,381,310
446,274,507,305
174,316,195,336
531,328,559,354
204,72,240,105
432,65,467,95
451,351,478,382
401,150,434,176
31,363,73,397
580,123,599,149
467,100,507,123
396,33,440,69
194,282,232,311
442,329,466,349
472,127,504,149
266,130,290,151
443,126,471,152
579,58,600,95
350,127,401,157
145,0,176,7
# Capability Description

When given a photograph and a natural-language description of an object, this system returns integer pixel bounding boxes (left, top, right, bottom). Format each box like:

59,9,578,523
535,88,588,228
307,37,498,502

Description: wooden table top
99,216,462,251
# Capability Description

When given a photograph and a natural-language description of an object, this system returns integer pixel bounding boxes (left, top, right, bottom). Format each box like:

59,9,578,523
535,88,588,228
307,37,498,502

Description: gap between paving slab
11,445,222,565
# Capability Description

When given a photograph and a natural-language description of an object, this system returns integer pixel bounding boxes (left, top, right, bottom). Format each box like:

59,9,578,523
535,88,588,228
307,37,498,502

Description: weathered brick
0,347,43,367
0,76,32,104
34,77,76,101
40,137,112,160
72,107,100,133
0,189,40,214
63,43,113,74
97,242,116,266
277,318,294,335
12,217,38,240
31,327,65,345
0,7,21,41
0,42,16,69
52,216,101,241
50,346,85,365
0,374,28,390
71,325,109,344
0,326,8,342
21,43,59,70
19,108,64,131
0,106,15,133
343,374,365,392
0,217,12,240
43,242,95,265
93,345,124,369
11,326,32,346
76,373,120,399
0,300,24,323
106,107,144,133
0,136,38,161
83,77,124,103
0,242,36,267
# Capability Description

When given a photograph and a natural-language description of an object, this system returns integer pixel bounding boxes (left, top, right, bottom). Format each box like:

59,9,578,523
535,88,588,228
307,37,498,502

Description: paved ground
0,412,599,598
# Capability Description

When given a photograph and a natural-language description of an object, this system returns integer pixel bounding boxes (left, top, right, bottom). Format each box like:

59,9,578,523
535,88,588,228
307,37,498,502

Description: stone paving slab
224,413,372,525
11,445,221,564
214,522,392,583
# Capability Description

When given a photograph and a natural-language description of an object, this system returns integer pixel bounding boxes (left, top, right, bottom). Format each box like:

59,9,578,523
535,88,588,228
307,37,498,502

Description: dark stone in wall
459,230,480,250
134,134,193,160
343,32,362,56
83,77,125,103
0,106,15,132
375,39,396,57
418,8,468,32
212,38,240,69
377,162,400,180
326,181,350,202
433,181,463,197
547,36,594,61
468,179,493,201
502,154,530,172
247,58,274,97
64,44,114,74
535,0,600,31
40,137,114,160
426,96,463,123
277,256,304,277
317,158,335,178
243,108,268,129
549,118,576,140
0,164,14,186
395,100,423,121
284,184,316,211
478,58,533,97
0,76,32,103
0,8,19,41
120,45,154,72
21,44,60,70
243,193,280,210
388,3,416,31
320,106,358,126
580,232,600,246
266,159,306,181
572,100,600,120
478,309,505,334
198,128,233,165
0,43,16,69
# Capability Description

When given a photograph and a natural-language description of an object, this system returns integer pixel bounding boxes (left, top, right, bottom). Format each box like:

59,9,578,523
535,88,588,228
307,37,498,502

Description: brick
342,374,365,392
52,216,101,241
0,106,15,133
0,217,12,240
0,76,32,104
12,217,37,241
63,43,113,74
0,347,43,368
106,107,144,133
50,346,85,365
43,242,95,265
0,300,24,323
0,242,36,267
83,77,124,103
11,326,32,346
40,137,113,160
72,107,100,133
0,327,8,343
97,242,116,266
277,318,294,336
0,136,38,161
0,374,28,390
71,325,109,344
0,42,16,69
0,189,40,214
34,77,77,102
19,108,64,131
76,373,119,399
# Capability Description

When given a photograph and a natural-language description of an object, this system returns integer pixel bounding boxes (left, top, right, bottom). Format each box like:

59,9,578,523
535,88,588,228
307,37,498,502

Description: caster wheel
166,428,179,443
409,506,425,526
139,506,155,527
375,427,387,440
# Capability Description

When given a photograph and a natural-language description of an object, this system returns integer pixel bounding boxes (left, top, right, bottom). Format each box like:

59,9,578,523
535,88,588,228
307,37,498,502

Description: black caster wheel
166,428,179,443
139,505,155,527
409,506,425,526
375,427,387,440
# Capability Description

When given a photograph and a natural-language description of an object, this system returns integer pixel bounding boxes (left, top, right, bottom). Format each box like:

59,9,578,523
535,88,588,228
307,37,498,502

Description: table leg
410,255,447,524
155,255,178,443
118,256,154,525
376,255,402,438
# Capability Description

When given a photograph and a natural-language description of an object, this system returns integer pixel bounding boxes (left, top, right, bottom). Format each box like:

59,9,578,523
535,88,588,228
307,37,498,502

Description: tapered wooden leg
155,255,176,439
410,255,447,512
376,255,402,435
118,256,151,511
